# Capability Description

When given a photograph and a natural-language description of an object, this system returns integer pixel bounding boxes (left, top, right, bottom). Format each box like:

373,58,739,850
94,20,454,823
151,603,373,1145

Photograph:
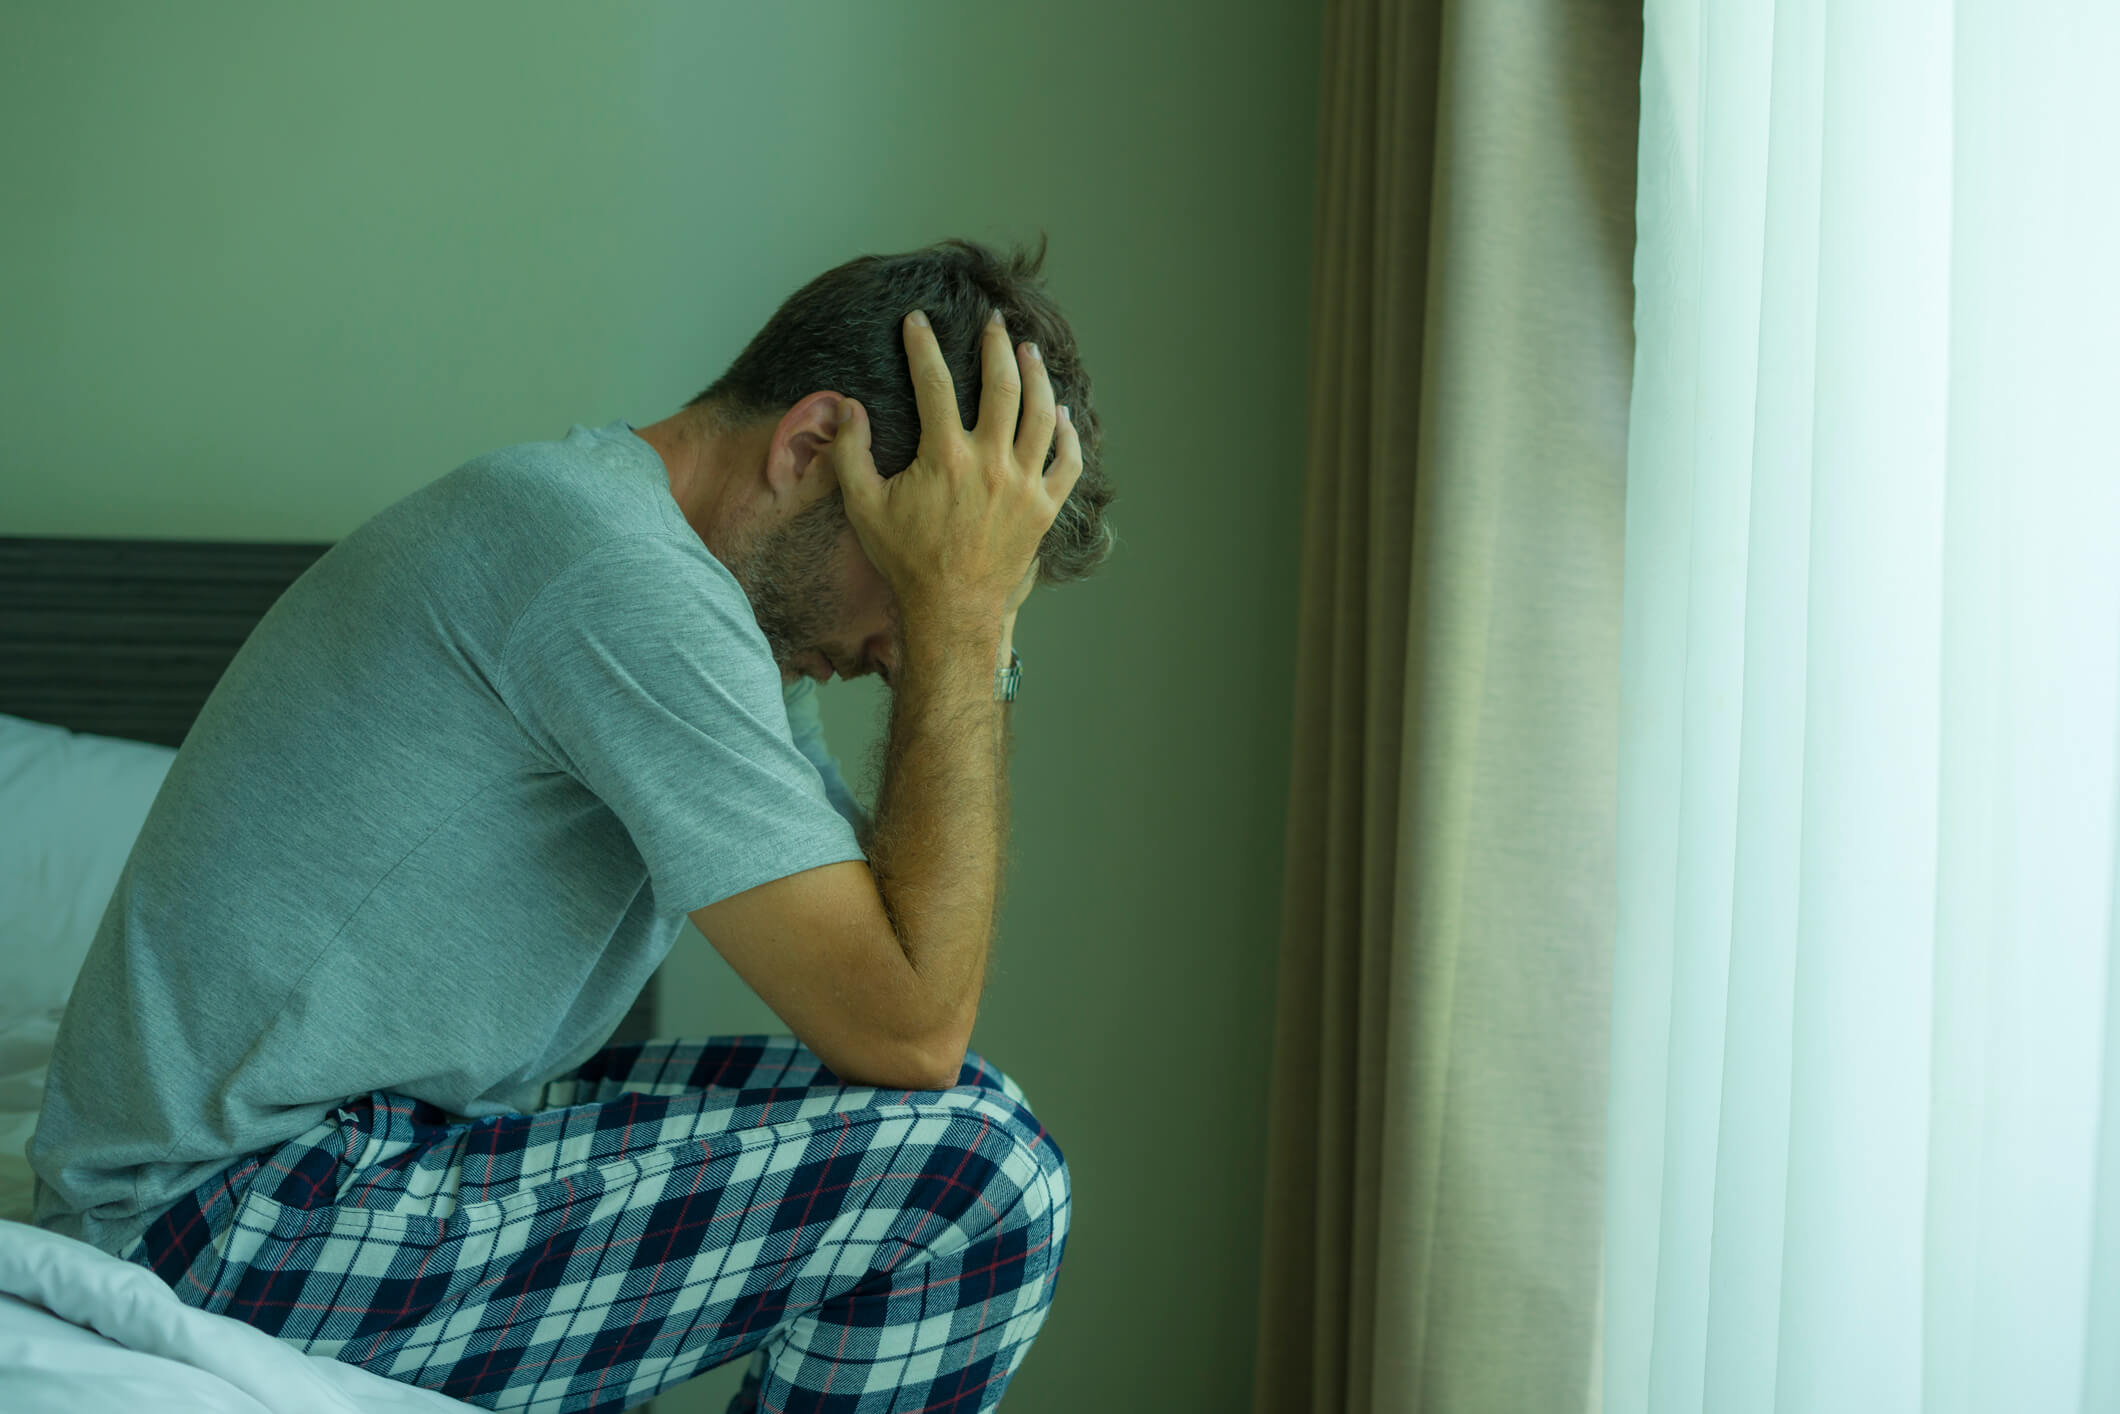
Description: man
30,239,1114,1413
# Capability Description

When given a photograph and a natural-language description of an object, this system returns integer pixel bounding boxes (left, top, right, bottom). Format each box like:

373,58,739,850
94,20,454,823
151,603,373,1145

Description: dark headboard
0,535,335,750
0,534,656,1045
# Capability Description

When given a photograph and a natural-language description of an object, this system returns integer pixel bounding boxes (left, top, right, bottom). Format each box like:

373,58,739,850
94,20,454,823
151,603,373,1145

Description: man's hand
831,310,1081,625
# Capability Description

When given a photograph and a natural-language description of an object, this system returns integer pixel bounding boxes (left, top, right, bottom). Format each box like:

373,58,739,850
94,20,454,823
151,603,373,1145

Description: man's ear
765,393,844,502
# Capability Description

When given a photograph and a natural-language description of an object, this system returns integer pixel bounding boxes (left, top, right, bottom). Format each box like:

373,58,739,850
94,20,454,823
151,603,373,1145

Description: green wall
2,4,1320,1409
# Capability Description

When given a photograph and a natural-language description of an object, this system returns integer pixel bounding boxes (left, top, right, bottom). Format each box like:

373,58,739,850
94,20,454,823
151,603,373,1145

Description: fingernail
1059,404,1072,422
908,309,929,328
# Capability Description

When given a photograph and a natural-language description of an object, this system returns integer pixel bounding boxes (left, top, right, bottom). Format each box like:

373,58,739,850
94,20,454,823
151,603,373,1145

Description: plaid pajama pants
119,1036,1071,1413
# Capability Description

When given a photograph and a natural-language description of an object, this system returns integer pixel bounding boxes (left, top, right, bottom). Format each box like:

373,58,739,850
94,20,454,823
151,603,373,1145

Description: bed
0,534,658,1413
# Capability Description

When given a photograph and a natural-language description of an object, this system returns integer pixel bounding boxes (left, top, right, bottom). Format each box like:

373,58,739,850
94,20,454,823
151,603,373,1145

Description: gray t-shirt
30,420,868,1257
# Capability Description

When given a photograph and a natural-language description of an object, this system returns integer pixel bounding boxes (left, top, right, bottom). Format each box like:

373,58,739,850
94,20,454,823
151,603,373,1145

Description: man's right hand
826,307,1083,627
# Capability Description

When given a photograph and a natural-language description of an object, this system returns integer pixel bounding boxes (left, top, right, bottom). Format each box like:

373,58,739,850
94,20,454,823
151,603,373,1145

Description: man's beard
721,493,852,677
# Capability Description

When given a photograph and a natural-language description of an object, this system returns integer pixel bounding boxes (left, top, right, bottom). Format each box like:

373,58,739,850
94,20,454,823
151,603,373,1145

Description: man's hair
685,233,1116,586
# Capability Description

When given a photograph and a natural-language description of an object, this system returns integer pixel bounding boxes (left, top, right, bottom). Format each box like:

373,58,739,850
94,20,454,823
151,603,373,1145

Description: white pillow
0,714,176,1030
0,1012,61,1219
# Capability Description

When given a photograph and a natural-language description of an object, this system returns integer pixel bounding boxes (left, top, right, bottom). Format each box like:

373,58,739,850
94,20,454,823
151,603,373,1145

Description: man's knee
944,1051,1070,1244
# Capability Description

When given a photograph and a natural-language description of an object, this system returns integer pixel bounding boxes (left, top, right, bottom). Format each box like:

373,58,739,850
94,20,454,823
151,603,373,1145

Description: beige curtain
1251,2,1640,1411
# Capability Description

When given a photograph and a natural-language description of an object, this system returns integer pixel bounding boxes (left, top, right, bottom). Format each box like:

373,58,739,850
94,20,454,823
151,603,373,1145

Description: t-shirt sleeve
497,532,866,918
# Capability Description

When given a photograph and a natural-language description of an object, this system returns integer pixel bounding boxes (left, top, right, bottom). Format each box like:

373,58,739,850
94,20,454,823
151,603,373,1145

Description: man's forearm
864,611,1016,1058
853,618,1012,858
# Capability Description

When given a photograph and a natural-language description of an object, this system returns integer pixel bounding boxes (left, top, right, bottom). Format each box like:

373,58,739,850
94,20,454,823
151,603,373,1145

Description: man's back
29,420,865,1257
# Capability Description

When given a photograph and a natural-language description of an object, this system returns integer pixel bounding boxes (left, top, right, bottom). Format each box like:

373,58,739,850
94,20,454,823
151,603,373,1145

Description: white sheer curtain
1604,1,2120,1411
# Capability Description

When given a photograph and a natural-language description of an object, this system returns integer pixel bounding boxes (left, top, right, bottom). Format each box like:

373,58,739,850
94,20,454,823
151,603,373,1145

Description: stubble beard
722,493,852,678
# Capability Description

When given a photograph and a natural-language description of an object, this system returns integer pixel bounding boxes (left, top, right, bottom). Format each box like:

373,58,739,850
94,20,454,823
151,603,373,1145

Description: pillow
0,715,176,1030
0,1012,60,1220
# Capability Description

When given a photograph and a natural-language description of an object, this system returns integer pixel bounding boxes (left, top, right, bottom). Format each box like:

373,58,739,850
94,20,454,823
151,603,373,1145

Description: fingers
1011,329,1057,478
976,308,1024,459
899,304,1076,498
1049,404,1087,502
902,311,966,458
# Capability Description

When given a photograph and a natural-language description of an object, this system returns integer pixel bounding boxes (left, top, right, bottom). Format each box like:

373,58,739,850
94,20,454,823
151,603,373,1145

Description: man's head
636,234,1117,688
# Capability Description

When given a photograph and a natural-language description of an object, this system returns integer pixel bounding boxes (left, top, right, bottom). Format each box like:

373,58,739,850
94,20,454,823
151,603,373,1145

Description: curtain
1607,1,2120,1411
1251,1,1640,1410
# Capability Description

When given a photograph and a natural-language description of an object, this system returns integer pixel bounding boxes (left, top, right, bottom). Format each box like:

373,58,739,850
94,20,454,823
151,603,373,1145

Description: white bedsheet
0,1218,477,1412
0,1011,474,1412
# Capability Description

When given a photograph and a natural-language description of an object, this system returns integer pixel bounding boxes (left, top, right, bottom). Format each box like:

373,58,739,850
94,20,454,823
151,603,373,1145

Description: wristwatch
995,648,1022,703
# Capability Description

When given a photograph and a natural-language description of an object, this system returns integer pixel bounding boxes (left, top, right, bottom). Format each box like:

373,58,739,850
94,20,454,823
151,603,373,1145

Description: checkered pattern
121,1036,1071,1413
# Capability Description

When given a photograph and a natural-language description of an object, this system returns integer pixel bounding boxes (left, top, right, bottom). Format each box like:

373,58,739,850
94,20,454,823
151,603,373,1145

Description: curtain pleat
1253,2,1641,1410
